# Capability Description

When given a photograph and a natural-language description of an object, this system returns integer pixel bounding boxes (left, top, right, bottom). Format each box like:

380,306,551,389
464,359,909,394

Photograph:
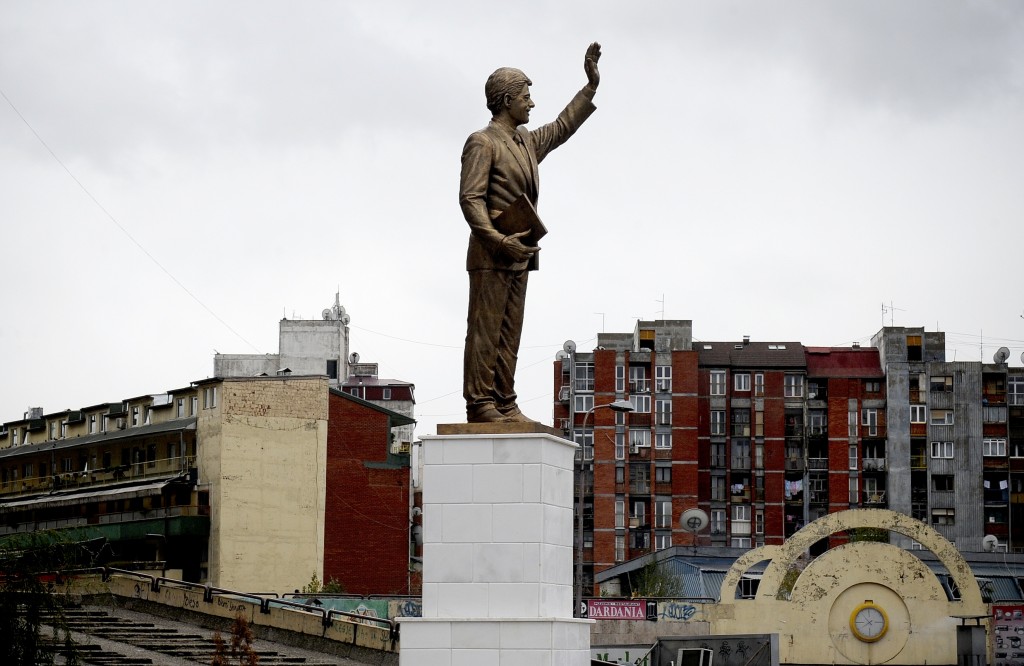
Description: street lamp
574,398,634,618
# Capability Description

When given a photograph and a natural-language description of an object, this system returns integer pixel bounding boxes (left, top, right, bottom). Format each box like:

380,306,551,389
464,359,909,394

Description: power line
0,85,260,353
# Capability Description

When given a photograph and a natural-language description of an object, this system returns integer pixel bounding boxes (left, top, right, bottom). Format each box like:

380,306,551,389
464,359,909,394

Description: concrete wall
279,319,348,381
199,376,329,593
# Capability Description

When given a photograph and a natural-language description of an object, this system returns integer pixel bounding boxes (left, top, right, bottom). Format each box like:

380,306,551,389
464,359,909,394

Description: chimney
743,336,750,346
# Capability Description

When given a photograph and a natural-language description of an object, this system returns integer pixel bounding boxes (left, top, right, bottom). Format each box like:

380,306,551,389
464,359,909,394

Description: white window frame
629,394,651,413
849,445,858,470
615,499,625,529
655,365,672,393
615,535,625,562
575,362,595,392
984,438,1007,457
655,432,672,450
1010,376,1024,406
655,500,672,528
930,409,953,425
630,430,651,449
574,394,594,414
753,373,765,397
655,533,672,551
848,410,858,437
711,410,726,436
710,370,726,396
910,405,927,423
615,365,625,393
930,440,954,459
615,432,625,460
711,509,726,535
784,374,804,398
861,408,878,436
574,430,594,461
734,372,751,392
655,399,672,425
203,387,218,409
628,366,650,394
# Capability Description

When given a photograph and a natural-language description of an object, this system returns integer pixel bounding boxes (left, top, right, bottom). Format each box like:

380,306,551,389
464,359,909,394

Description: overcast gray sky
2,1,1023,436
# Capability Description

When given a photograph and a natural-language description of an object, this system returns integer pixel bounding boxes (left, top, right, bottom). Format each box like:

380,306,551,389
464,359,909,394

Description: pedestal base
399,617,592,666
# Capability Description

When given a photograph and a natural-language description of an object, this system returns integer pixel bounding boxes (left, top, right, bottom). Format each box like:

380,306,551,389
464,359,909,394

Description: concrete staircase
42,608,341,665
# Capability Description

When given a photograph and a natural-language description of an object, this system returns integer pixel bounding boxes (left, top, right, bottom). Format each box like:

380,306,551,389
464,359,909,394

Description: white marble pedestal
398,429,592,666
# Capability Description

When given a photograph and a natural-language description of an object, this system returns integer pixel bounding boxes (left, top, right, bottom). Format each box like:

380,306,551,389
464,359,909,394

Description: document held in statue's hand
493,195,547,244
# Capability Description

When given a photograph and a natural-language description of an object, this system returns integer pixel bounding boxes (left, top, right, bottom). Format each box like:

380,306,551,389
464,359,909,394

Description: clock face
851,603,889,642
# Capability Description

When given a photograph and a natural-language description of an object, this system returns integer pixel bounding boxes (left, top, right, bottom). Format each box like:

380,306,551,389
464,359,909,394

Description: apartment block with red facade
324,388,416,596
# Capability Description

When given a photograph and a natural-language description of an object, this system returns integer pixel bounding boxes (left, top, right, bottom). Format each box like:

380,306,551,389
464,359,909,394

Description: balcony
629,413,652,428
629,379,651,394
785,457,805,471
862,490,887,506
862,458,887,472
808,458,829,471
630,482,650,495
1,456,196,500
809,490,829,505
785,424,805,438
911,455,927,470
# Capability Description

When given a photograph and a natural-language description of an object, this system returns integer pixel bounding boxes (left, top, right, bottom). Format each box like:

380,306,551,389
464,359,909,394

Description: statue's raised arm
584,42,601,92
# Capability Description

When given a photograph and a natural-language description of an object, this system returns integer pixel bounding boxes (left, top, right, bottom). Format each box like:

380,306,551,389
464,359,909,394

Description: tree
0,532,99,665
630,561,682,598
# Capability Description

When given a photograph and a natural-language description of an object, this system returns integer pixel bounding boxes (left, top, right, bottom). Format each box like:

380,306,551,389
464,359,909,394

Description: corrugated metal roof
0,477,184,513
0,418,196,461
697,342,806,369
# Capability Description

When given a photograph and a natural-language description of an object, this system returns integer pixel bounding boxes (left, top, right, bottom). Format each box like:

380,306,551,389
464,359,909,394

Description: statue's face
506,83,534,126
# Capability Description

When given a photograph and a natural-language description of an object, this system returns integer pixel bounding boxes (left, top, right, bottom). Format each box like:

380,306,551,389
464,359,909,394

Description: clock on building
850,601,889,642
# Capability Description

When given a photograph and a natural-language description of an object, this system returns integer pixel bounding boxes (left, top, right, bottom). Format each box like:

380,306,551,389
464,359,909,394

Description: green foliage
630,561,682,598
0,531,95,665
847,527,889,543
300,572,345,595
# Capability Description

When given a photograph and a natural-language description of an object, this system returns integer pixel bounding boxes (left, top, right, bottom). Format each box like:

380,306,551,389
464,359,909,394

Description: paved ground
44,605,384,666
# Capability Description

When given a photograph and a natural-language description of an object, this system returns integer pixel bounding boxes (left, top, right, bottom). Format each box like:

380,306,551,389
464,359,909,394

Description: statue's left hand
584,42,601,91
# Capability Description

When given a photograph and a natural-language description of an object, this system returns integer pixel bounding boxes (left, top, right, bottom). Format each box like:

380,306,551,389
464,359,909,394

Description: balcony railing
629,379,651,394
1,456,196,500
862,458,887,472
630,482,650,495
808,457,828,471
862,491,887,505
785,457,805,471
911,455,927,470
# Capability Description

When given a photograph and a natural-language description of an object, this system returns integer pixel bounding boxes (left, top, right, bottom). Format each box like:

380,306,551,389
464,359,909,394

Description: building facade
0,375,416,594
554,320,1024,593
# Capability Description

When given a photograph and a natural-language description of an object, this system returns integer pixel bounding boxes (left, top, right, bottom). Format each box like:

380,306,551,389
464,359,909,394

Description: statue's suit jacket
459,88,596,272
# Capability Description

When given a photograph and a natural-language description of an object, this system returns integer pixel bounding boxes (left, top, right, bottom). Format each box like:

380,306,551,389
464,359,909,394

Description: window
931,508,955,526
849,445,858,470
930,409,953,425
655,432,672,450
848,411,858,437
615,432,625,460
734,372,751,392
930,376,953,392
615,499,625,529
910,405,927,423
655,533,672,551
711,410,726,436
49,422,57,440
10,429,18,447
60,421,67,438
655,499,672,528
655,399,672,425
655,365,672,393
930,441,954,459
1012,440,1024,458
755,443,764,469
784,375,804,398
864,380,881,393
382,388,392,400
615,466,625,485
615,365,625,392
88,414,98,434
984,405,1007,423
630,430,651,449
907,335,922,361
711,443,726,468
655,465,671,483
731,537,752,548
933,475,954,492
710,509,726,535
574,430,594,461
984,438,1007,457
575,362,595,392
711,475,726,500
203,387,218,409
710,370,726,396
849,477,859,504
755,508,764,535
615,535,625,563
326,359,339,380
574,394,594,414
628,366,649,394
176,399,185,418
808,410,827,435
753,373,765,397
131,406,140,427
1010,376,1024,406
629,394,651,413
732,409,751,437
861,409,878,436
631,501,646,525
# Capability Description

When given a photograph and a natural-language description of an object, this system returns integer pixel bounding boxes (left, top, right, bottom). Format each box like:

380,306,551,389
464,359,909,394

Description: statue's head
485,67,532,115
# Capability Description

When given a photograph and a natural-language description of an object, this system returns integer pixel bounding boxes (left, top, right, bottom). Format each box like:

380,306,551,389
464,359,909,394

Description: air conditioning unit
630,444,640,454
558,386,570,402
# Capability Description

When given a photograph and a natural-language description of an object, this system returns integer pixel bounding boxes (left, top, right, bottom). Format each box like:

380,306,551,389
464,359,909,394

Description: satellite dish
322,308,333,320
349,352,360,364
680,508,709,533
994,347,1010,363
563,340,577,354
555,350,569,361
983,534,999,552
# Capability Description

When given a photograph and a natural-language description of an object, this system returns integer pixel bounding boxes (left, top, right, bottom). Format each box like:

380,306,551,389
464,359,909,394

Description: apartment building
0,375,416,594
554,320,1024,593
